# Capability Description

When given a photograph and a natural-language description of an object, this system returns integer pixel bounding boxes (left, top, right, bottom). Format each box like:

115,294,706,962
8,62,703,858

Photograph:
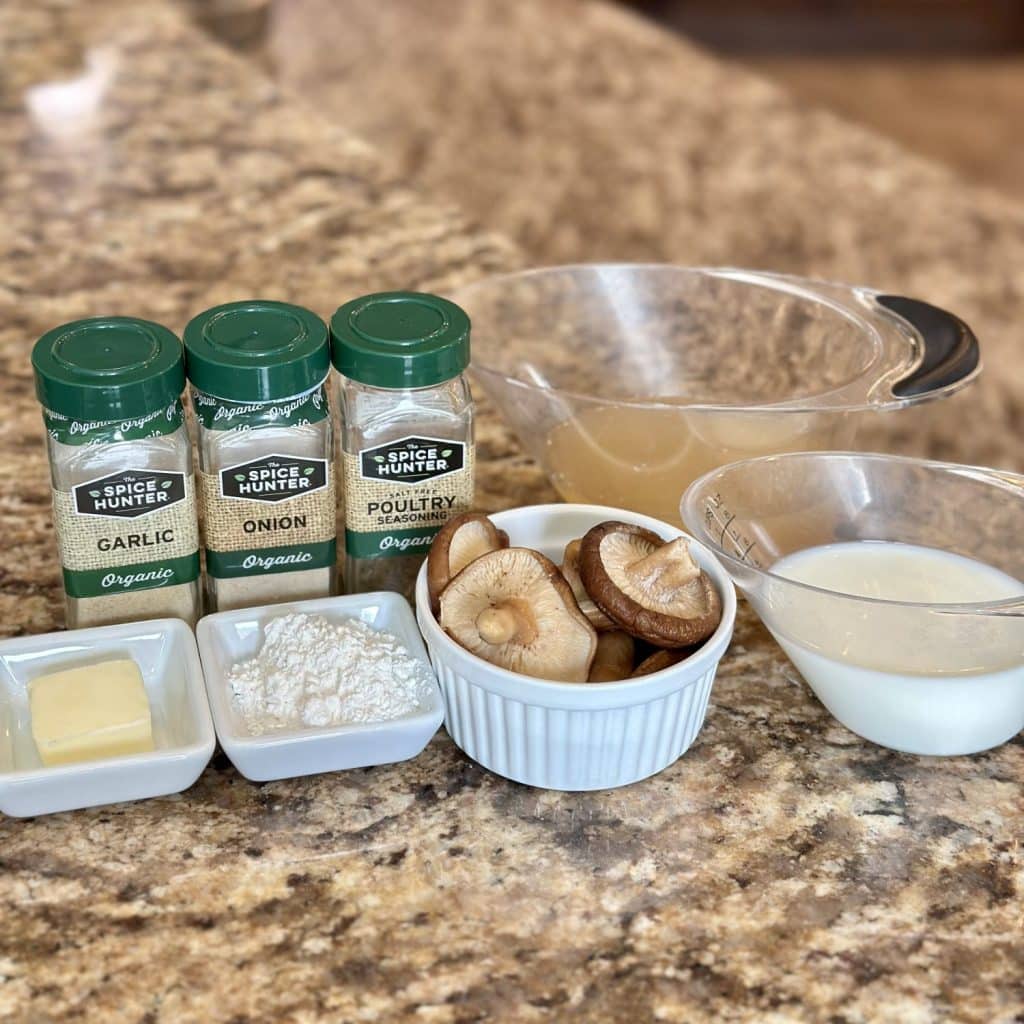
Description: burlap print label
53,472,200,598
199,461,337,579
342,439,474,559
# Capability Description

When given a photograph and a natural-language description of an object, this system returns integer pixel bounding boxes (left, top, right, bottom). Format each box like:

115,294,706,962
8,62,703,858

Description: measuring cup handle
876,294,981,399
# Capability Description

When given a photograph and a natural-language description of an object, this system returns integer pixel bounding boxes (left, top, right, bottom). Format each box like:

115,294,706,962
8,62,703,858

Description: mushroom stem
476,602,537,646
626,538,700,591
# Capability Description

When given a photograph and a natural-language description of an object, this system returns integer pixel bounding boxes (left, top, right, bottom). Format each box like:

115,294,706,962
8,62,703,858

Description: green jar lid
32,316,185,422
330,291,470,389
183,300,329,402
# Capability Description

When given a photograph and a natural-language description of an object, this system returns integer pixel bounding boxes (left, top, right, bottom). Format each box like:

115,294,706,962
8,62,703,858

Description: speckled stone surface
0,2,1022,1022
0,0,516,637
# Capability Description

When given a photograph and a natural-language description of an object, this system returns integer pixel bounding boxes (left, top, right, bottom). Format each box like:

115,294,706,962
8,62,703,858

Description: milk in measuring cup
763,541,1024,755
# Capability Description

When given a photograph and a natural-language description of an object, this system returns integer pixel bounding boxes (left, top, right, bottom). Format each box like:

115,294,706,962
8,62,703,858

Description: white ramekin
415,504,736,790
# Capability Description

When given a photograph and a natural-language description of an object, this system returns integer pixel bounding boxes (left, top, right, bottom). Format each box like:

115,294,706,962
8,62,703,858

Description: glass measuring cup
680,452,1024,755
454,265,981,524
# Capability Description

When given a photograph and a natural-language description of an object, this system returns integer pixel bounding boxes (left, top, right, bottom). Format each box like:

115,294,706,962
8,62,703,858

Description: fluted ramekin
415,504,736,790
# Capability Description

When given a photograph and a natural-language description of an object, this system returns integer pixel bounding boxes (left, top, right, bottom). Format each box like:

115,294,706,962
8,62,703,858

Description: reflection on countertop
0,2,1021,1022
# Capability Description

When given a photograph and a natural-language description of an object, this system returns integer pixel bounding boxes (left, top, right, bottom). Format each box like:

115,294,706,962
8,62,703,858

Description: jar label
199,460,337,579
43,400,184,447
342,438,474,559
191,384,329,432
53,472,200,598
359,436,466,484
219,454,328,503
73,470,187,519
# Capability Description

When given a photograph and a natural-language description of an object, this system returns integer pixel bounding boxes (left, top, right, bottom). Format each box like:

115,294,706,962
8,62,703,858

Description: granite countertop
0,2,1021,1022
268,0,1024,477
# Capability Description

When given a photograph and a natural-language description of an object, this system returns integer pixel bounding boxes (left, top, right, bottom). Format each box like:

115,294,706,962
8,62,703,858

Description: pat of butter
29,659,154,767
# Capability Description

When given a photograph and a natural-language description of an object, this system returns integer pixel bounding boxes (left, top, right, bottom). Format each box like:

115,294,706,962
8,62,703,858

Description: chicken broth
544,405,845,524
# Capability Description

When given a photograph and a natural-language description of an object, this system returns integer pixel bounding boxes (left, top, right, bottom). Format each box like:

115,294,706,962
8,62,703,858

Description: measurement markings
719,513,735,547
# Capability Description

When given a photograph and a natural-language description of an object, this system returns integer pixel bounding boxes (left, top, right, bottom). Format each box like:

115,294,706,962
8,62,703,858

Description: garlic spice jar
331,291,475,599
184,301,337,612
32,317,201,628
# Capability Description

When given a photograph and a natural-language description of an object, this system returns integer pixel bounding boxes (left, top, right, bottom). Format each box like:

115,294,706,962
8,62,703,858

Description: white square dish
195,592,444,782
0,618,215,817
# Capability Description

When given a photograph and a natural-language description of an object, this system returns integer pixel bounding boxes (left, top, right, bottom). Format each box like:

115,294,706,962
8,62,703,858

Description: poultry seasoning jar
184,301,337,612
32,317,201,628
331,291,475,600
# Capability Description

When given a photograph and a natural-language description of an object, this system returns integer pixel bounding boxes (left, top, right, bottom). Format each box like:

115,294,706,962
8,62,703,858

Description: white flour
227,612,433,734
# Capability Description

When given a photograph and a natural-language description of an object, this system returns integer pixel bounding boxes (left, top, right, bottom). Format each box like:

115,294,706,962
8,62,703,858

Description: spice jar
184,301,337,612
331,291,475,599
32,317,201,628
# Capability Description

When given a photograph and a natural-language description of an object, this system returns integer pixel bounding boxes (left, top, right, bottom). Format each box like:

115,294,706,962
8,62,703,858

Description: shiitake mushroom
631,648,688,677
427,515,721,681
560,539,617,631
427,511,509,614
578,522,722,649
438,547,597,681
588,630,635,682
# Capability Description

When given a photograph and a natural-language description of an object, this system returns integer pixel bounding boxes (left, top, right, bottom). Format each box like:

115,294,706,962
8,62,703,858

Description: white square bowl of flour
195,592,444,781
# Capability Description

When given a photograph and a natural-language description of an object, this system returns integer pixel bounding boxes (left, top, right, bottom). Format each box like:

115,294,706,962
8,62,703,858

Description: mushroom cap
427,512,510,615
588,630,636,682
560,539,616,631
631,648,688,677
579,522,722,648
439,547,597,681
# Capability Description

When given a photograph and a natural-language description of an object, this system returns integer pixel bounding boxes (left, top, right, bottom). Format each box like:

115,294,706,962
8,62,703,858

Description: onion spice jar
184,301,337,612
32,317,201,628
